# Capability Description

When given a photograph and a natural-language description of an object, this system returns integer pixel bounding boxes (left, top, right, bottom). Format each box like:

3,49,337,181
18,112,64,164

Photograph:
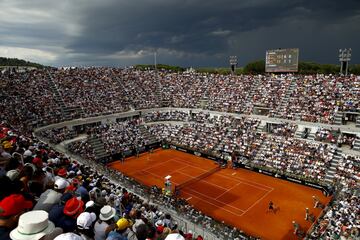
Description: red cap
66,184,77,192
63,197,84,218
32,157,43,167
9,137,17,144
184,234,193,240
57,168,68,177
0,194,33,217
156,225,164,234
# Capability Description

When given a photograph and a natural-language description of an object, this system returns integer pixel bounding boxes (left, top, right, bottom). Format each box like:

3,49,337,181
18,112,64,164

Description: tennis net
174,165,221,194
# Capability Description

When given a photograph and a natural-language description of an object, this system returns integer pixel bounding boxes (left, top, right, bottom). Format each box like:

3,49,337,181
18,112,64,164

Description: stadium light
229,55,238,75
339,48,352,76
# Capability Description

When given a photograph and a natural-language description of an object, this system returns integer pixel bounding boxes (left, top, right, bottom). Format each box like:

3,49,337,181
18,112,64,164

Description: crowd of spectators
51,68,130,117
37,112,359,239
144,111,189,122
333,154,360,188
315,128,340,144
253,136,335,182
1,121,217,240
267,123,297,138
309,186,359,239
314,128,358,148
65,112,345,184
147,114,262,159
0,70,64,133
272,75,360,123
68,140,97,162
251,75,292,108
69,120,149,157
38,127,75,144
2,68,360,240
2,69,359,129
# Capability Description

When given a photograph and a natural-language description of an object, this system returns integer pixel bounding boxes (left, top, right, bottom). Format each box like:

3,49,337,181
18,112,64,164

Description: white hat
99,205,116,221
54,233,83,240
77,212,96,229
155,220,164,227
6,169,20,181
164,233,185,240
23,150,32,157
85,200,95,209
54,178,69,190
10,210,55,240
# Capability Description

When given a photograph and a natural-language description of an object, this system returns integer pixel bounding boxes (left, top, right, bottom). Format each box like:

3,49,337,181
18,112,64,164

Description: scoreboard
265,48,299,72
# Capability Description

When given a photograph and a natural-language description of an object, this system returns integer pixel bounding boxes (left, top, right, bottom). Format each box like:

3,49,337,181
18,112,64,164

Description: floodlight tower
229,56,238,75
339,48,352,76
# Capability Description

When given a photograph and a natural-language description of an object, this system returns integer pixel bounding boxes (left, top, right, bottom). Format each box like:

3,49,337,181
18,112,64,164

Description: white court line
215,182,242,200
182,187,245,213
172,158,273,191
177,171,229,191
128,157,180,176
232,172,237,176
186,197,192,201
175,162,272,192
142,162,271,217
216,173,274,191
181,190,244,217
141,170,180,185
167,165,189,177
242,188,274,215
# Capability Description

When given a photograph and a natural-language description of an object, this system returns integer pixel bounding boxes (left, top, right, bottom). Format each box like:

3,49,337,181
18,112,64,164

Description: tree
0,57,47,68
243,60,265,74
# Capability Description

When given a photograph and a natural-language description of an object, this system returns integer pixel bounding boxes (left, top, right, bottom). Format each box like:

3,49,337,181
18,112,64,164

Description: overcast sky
0,0,359,67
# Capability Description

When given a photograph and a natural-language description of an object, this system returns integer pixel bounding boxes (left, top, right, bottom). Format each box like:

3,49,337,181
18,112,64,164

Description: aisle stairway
353,138,360,151
356,116,360,128
294,126,305,139
87,136,110,161
139,125,158,144
307,128,317,141
274,78,297,118
48,71,85,120
256,121,266,134
247,76,262,106
334,112,343,125
324,148,342,185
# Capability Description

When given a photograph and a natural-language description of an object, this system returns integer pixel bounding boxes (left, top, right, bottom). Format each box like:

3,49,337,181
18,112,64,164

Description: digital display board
265,48,299,72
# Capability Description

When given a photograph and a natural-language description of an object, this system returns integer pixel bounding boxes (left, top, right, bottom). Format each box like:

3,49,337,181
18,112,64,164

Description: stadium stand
1,67,359,239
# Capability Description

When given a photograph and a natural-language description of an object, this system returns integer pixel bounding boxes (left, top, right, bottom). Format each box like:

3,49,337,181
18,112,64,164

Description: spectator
106,217,136,240
94,205,117,240
76,212,96,240
33,178,69,212
55,197,84,233
9,210,62,240
0,194,33,240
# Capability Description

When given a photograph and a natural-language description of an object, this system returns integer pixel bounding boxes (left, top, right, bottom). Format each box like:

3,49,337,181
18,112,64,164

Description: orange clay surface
107,149,331,240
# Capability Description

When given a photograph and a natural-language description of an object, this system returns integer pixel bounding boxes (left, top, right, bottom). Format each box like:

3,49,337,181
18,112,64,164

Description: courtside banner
168,144,221,162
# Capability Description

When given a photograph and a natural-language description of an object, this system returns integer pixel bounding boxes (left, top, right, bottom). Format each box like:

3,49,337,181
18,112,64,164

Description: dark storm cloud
0,0,359,66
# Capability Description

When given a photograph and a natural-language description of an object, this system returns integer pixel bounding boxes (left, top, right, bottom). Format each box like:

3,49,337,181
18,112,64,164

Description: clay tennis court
107,149,331,240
